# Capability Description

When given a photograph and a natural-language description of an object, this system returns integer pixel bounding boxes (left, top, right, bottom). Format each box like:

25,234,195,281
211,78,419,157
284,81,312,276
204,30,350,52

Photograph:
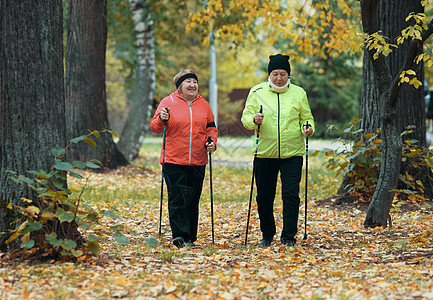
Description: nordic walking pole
245,105,263,246
303,121,310,240
207,136,215,244
158,109,169,236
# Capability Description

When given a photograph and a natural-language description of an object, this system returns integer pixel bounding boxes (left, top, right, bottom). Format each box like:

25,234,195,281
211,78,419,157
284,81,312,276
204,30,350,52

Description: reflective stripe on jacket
150,91,218,166
241,82,314,159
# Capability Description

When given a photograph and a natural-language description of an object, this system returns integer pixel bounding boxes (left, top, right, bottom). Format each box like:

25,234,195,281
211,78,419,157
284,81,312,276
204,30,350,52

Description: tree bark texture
359,0,425,143
0,0,66,249
364,103,402,227
360,0,432,228
117,0,156,161
65,0,128,169
340,1,432,196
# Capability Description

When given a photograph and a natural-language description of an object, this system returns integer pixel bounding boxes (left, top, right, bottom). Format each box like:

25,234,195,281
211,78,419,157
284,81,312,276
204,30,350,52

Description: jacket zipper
188,103,193,165
278,94,281,159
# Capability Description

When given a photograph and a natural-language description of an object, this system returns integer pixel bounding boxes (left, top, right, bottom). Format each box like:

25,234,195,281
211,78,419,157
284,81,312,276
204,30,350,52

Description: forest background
102,0,433,139
104,0,363,138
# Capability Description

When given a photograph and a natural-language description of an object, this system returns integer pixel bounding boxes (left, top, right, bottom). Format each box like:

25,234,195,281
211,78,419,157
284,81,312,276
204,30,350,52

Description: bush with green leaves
5,130,131,258
322,119,433,201
396,136,433,202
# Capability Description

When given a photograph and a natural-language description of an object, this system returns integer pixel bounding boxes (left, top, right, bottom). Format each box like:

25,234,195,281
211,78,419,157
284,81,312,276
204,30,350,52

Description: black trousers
164,163,205,242
255,156,303,243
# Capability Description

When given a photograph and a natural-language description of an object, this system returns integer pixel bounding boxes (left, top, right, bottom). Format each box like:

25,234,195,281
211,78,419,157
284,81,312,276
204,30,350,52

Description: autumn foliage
1,138,432,298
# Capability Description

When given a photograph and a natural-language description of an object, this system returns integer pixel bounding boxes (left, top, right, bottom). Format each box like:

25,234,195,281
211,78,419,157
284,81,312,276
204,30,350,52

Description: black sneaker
282,240,295,247
173,237,184,248
259,239,272,248
184,240,195,247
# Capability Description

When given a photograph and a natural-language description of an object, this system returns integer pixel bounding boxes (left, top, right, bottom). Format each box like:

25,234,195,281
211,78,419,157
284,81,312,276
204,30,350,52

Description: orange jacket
150,91,218,166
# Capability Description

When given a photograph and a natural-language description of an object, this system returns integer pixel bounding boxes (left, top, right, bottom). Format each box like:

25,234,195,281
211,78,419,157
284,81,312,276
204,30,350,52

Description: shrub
5,130,131,259
321,119,433,202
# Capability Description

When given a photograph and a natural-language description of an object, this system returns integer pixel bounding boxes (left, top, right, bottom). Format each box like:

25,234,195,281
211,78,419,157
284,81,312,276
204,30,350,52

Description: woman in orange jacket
150,69,218,248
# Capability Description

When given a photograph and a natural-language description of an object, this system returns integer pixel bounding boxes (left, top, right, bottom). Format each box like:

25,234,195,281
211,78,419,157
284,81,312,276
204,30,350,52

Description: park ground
0,136,432,299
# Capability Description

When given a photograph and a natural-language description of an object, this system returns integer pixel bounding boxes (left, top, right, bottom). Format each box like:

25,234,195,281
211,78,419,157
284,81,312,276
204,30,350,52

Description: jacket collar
267,77,291,94
173,91,201,103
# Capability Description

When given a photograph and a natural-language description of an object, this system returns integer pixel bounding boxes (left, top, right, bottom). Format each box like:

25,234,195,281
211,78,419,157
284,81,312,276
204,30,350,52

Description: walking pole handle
161,107,170,125
253,105,263,153
257,105,263,139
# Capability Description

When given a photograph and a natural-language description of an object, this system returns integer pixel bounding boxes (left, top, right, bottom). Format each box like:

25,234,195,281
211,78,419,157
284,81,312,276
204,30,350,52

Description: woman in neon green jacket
241,54,314,248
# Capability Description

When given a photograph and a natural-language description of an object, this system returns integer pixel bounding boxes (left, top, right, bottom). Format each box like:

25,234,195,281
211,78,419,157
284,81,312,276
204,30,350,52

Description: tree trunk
65,0,129,169
360,0,433,227
0,0,71,249
358,0,426,144
117,0,155,161
364,107,402,227
370,0,425,144
340,0,433,200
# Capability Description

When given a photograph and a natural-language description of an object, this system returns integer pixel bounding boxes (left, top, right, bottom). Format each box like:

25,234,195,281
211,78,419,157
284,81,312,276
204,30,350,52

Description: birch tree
117,0,155,161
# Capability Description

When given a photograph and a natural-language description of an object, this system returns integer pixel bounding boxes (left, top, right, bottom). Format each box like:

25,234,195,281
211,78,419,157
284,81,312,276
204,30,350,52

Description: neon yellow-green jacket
241,81,315,159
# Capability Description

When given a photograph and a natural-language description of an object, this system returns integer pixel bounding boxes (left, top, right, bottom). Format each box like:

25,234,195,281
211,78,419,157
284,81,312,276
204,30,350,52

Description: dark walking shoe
282,240,295,247
184,240,195,247
259,239,272,248
173,237,184,248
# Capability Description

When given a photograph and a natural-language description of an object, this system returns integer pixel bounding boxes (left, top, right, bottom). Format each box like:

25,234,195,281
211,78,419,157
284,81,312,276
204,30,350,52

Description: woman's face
179,78,198,99
270,69,289,87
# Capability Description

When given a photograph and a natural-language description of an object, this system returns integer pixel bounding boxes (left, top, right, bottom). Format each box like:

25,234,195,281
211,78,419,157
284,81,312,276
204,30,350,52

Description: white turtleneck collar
268,76,290,93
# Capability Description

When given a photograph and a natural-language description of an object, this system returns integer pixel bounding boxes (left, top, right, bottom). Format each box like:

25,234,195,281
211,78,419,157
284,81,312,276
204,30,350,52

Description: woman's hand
254,112,264,125
206,140,216,153
160,107,170,123
303,125,313,137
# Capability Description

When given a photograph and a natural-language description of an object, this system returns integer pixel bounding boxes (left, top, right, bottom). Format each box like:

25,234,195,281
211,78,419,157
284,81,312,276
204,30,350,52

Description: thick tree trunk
340,0,433,200
358,0,426,141
380,0,425,145
0,0,71,249
65,0,128,169
359,1,425,137
117,0,155,161
360,0,432,227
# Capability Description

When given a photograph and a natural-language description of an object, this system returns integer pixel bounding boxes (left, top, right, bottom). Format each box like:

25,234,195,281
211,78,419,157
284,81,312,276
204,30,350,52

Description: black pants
164,163,205,242
255,156,303,243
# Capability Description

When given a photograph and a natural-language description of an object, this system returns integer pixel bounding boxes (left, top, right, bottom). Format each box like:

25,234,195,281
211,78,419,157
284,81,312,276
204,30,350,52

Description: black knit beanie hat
268,54,291,75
